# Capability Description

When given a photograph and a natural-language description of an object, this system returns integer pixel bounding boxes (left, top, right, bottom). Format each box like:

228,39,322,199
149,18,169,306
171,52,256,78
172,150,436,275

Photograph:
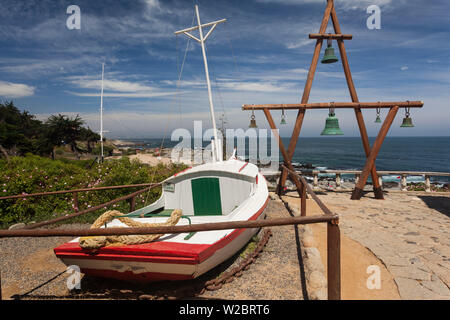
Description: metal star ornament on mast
175,5,226,162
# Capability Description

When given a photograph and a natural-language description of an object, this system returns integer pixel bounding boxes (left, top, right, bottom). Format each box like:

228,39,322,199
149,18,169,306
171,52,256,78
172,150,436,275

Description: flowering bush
0,155,186,228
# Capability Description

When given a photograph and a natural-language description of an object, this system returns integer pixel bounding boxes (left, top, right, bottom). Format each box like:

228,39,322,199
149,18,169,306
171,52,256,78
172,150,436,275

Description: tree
45,114,85,159
79,126,100,153
0,101,96,160
0,101,44,157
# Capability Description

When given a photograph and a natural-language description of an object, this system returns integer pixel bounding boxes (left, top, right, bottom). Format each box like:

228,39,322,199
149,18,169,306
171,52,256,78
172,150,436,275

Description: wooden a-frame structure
242,0,423,200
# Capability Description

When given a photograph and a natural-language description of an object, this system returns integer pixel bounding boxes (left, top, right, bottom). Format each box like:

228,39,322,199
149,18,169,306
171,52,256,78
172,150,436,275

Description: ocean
118,136,450,183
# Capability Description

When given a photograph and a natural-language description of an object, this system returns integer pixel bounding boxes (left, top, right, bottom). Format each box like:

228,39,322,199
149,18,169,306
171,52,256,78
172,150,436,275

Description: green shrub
0,155,186,228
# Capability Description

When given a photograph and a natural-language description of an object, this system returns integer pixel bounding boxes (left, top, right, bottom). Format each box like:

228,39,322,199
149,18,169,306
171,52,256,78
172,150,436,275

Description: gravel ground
0,200,307,300
0,223,91,299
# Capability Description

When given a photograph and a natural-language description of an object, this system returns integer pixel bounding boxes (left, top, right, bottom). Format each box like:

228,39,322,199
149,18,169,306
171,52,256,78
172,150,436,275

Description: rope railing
0,214,338,238
0,183,159,201
20,185,159,230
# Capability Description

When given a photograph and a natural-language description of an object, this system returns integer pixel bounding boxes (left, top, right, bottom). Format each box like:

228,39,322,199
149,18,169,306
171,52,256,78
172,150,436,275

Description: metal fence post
327,221,341,300
301,185,307,216
129,196,136,213
73,192,79,212
0,268,2,300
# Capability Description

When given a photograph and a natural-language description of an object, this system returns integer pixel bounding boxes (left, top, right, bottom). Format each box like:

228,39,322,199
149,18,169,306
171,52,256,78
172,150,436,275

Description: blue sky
0,0,449,138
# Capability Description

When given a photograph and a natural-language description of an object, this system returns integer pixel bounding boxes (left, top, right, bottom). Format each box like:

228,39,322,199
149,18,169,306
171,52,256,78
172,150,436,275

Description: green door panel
191,177,222,215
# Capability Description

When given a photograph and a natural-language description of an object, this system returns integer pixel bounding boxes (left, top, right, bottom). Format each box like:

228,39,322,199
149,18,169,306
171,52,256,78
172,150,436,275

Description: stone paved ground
309,191,450,299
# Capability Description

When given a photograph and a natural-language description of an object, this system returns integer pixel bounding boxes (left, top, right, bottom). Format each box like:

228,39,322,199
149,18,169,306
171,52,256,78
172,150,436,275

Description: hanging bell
321,107,344,135
375,107,381,123
280,109,287,125
321,38,339,64
400,107,414,127
249,111,258,128
400,116,414,127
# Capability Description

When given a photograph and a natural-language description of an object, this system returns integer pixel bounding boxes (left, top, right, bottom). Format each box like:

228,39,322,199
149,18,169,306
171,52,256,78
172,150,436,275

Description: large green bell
321,43,338,64
400,115,414,127
321,110,344,135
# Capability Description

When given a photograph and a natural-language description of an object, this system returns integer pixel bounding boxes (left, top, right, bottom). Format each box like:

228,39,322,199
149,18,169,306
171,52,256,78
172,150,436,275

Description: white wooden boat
54,5,269,282
54,156,268,282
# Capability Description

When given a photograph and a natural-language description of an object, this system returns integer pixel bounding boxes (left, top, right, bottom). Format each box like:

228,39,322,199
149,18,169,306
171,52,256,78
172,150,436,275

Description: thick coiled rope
79,209,182,250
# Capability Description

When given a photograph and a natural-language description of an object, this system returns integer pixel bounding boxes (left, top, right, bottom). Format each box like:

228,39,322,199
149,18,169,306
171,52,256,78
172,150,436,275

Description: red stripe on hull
80,268,194,282
55,241,208,265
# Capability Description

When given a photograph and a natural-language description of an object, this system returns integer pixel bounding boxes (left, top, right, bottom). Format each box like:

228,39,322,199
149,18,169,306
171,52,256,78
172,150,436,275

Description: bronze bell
400,107,414,127
280,109,287,125
249,111,257,128
400,115,414,127
375,115,381,123
375,107,381,123
321,107,344,135
321,38,338,64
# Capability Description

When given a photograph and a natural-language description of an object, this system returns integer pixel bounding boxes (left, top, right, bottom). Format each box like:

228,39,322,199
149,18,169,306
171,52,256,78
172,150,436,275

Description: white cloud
69,77,157,93
0,81,35,98
67,91,180,98
286,39,315,49
221,81,287,92
400,66,408,71
65,75,183,98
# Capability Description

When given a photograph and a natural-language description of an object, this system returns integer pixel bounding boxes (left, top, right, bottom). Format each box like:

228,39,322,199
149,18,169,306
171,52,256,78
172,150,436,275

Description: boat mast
100,63,105,162
175,5,226,162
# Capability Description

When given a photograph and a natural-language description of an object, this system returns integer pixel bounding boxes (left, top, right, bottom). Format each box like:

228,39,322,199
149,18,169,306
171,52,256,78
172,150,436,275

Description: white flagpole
175,5,226,162
195,5,219,161
100,62,105,162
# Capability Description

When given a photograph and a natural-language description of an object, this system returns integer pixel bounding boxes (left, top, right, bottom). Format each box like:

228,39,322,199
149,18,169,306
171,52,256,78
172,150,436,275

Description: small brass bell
249,110,257,128
280,109,287,125
400,107,414,127
375,107,381,123
321,107,343,135
321,38,338,64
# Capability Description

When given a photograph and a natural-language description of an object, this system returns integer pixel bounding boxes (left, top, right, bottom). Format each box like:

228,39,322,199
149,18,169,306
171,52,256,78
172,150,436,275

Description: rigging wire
143,12,196,206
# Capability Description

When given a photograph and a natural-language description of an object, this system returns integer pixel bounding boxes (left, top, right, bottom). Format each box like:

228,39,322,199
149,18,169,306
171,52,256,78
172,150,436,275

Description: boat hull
54,197,268,283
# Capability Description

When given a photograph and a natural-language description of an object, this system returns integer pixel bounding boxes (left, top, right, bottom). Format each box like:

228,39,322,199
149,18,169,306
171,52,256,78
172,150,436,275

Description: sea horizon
110,136,450,182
